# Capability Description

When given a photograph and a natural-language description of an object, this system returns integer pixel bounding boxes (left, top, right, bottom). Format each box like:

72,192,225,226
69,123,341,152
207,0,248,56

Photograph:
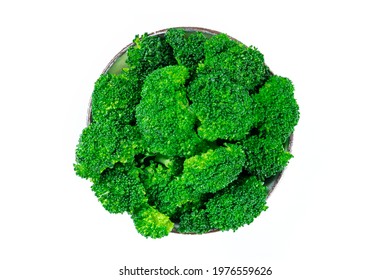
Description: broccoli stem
154,154,172,168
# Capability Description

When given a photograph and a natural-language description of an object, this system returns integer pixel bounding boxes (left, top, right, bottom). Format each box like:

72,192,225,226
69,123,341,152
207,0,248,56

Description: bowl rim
86,26,294,234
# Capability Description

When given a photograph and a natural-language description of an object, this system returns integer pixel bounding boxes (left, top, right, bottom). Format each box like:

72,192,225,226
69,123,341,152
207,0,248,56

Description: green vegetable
74,121,142,182
135,65,202,157
165,28,207,74
177,177,268,233
74,28,300,238
253,75,300,142
126,33,176,81
91,162,147,214
90,70,140,124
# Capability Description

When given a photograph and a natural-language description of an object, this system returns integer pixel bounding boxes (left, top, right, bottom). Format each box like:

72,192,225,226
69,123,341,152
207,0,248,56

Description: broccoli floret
91,162,147,214
253,75,300,142
165,28,207,74
152,176,192,216
203,33,237,57
177,209,211,234
74,121,143,181
181,144,245,194
187,33,268,141
201,33,267,92
91,161,174,238
140,155,183,207
132,206,174,239
188,74,255,141
154,144,245,216
126,33,176,81
177,177,268,233
136,65,202,157
91,70,141,124
242,136,293,181
206,177,268,231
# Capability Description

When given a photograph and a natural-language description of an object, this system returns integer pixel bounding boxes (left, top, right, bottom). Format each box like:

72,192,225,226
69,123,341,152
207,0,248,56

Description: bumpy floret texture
74,28,300,238
165,28,207,74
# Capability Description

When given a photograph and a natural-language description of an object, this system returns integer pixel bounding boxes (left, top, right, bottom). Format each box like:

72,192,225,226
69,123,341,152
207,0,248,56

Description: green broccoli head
177,176,268,233
188,74,255,141
176,208,211,234
74,121,142,182
91,163,147,214
132,206,174,239
91,70,141,124
90,161,174,238
253,75,300,142
126,33,176,81
181,144,246,194
201,33,267,92
136,65,202,157
165,28,207,74
242,136,293,181
140,155,183,207
152,144,245,216
206,176,269,231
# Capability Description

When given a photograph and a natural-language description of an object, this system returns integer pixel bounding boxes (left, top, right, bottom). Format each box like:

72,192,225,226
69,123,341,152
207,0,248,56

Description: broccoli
187,33,270,141
253,75,300,142
180,144,246,195
74,121,142,182
74,28,300,238
201,33,267,92
90,70,141,124
206,176,269,231
165,28,207,74
177,177,268,233
135,65,203,157
177,208,211,234
91,162,147,214
132,206,174,239
91,162,174,238
241,135,293,181
140,155,183,207
154,144,245,216
126,33,176,81
188,74,255,141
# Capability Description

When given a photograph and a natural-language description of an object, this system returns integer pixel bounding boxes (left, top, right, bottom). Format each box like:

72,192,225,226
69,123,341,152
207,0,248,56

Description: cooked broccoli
165,28,207,74
206,176,269,231
188,74,255,141
92,162,173,238
178,177,268,233
91,162,147,214
126,33,176,81
241,135,293,181
136,65,203,157
132,206,174,239
74,28,300,238
90,70,141,124
140,155,183,207
154,144,245,216
253,75,300,142
181,144,245,194
74,121,142,182
187,33,270,141
200,33,267,92
177,208,211,234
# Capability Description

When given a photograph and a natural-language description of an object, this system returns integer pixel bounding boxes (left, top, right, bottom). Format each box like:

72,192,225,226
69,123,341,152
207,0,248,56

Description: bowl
86,27,294,234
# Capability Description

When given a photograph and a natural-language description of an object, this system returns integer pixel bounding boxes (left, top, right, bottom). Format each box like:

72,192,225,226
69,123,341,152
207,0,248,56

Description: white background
1,0,389,279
